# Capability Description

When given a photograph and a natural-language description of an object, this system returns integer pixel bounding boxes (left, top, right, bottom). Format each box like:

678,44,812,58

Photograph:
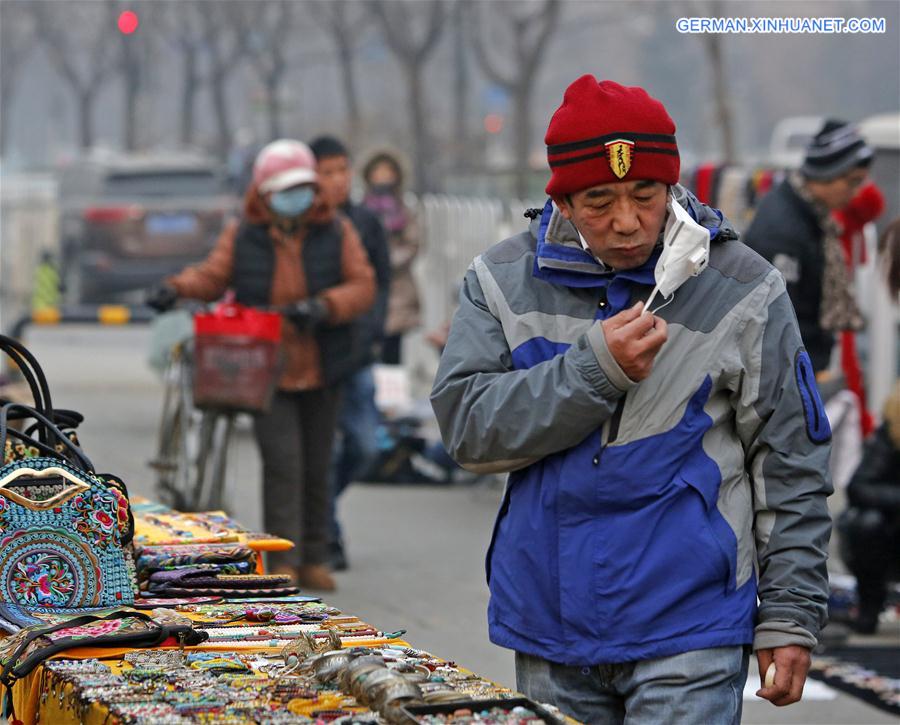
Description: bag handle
0,403,94,472
3,427,68,460
22,408,83,436
0,335,53,443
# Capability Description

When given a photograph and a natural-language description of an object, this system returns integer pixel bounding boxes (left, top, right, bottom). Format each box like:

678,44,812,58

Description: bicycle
149,333,236,512
148,302,282,512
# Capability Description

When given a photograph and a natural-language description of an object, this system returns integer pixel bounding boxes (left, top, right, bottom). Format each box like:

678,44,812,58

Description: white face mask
642,192,710,315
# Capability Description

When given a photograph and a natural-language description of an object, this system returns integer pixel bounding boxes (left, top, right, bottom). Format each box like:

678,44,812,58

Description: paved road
15,325,899,724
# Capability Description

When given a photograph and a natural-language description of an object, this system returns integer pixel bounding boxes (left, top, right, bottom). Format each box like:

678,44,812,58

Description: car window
103,171,222,197
786,133,814,151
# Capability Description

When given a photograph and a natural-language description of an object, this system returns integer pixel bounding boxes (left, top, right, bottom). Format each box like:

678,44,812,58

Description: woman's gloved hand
284,298,329,332
146,284,179,312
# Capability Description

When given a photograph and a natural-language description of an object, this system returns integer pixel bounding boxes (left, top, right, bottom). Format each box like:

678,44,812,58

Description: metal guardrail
7,304,155,341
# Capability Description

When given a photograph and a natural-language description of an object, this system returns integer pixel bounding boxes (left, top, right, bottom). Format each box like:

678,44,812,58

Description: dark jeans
330,366,381,546
839,507,900,619
516,646,749,725
381,334,403,365
253,387,341,568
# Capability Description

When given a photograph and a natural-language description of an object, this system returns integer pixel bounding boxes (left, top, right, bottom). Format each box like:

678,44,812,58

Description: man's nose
609,201,641,236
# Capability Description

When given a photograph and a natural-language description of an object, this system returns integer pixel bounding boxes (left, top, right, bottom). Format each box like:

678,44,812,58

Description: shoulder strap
0,335,53,443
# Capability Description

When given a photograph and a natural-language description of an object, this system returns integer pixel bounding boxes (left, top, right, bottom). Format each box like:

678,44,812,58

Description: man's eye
634,196,653,202
589,204,610,212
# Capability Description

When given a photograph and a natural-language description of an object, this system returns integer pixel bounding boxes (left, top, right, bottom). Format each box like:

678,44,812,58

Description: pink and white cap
253,139,318,193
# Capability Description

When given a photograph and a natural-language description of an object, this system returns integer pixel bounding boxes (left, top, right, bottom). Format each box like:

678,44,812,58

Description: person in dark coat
838,217,900,634
310,136,391,571
744,120,873,373
839,383,900,633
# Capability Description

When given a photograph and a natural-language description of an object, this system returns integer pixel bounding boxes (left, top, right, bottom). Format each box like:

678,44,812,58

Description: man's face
556,180,669,270
316,155,352,207
806,167,868,210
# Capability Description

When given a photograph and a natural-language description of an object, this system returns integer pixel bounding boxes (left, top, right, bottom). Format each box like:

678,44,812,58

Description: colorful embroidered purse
0,404,136,612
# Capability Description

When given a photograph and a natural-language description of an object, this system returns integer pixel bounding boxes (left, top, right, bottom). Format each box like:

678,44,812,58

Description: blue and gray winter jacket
431,186,833,665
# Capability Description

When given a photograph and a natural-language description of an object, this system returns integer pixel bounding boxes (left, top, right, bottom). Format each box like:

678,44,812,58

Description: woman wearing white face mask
156,139,376,591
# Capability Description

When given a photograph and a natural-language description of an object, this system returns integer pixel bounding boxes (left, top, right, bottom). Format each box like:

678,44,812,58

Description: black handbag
0,334,83,465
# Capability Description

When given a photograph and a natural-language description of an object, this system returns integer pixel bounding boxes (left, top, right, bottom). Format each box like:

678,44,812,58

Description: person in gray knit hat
745,119,873,372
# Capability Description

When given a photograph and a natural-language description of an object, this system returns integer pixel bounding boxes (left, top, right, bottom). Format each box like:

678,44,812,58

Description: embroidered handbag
0,404,136,612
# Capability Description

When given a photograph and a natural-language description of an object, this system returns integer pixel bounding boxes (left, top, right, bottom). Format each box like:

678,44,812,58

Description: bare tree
199,2,248,158
0,1,37,155
159,1,206,147
683,0,737,163
370,0,446,194
33,0,120,149
243,1,294,141
310,0,366,146
118,1,156,151
470,0,561,199
451,0,471,167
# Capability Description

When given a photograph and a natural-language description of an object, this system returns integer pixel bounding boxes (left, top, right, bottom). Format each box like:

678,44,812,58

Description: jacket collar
531,183,737,289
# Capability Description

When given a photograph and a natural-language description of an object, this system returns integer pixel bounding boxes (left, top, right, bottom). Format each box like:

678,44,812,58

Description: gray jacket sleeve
735,270,833,651
430,261,633,474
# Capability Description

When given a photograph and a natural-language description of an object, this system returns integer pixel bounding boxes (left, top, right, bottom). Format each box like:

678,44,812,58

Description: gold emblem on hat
605,139,635,179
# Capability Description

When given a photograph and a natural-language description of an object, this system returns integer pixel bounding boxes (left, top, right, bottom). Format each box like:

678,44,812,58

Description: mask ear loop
648,293,675,316
641,284,674,316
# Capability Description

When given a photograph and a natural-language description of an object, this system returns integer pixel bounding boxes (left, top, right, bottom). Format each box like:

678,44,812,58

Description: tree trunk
407,64,431,195
265,73,281,140
211,71,232,159
77,88,93,149
122,39,139,151
337,39,361,146
452,0,468,167
513,84,532,200
706,32,736,164
180,50,197,146
0,78,13,156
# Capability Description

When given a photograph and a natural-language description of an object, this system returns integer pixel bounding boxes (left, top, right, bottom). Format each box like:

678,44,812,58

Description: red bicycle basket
192,303,283,413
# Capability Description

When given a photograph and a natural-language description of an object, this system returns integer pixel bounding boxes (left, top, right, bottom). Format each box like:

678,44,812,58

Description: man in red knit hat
433,75,831,722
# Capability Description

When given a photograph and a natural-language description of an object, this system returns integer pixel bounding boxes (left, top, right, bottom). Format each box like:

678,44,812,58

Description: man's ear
553,195,573,220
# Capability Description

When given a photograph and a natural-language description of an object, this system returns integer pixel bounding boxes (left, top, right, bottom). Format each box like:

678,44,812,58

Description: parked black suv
58,153,236,303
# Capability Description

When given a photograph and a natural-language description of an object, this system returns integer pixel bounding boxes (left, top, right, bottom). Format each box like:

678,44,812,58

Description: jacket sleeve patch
795,349,832,444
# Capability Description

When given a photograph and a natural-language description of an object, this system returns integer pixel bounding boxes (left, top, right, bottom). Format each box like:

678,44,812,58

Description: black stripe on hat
547,132,677,156
805,136,866,159
548,147,679,168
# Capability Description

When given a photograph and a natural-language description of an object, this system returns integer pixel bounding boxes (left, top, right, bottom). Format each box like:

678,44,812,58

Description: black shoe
330,542,349,572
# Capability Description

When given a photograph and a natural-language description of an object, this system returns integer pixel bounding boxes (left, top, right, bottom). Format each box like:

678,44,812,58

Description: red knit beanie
545,75,679,197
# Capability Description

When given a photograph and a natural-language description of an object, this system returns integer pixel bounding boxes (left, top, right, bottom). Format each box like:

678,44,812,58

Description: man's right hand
600,302,668,381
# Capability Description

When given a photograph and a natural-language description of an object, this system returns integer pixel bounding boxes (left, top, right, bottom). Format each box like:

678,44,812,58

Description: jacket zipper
594,398,626,466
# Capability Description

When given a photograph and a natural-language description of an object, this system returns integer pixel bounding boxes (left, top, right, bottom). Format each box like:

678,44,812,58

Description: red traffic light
484,114,504,134
118,10,139,35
